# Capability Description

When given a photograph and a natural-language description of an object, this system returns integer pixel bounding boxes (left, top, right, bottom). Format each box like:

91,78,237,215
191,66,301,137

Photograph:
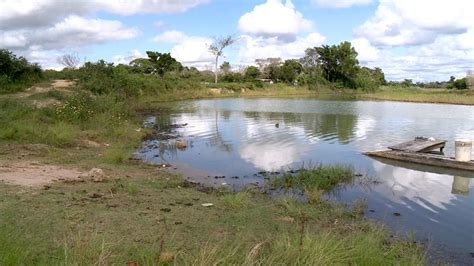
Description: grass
271,165,354,191
361,86,474,105
0,169,425,265
0,80,429,264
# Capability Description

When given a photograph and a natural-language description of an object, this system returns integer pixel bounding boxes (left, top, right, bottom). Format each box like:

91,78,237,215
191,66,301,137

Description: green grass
0,79,431,265
271,165,354,191
0,171,425,265
361,86,474,105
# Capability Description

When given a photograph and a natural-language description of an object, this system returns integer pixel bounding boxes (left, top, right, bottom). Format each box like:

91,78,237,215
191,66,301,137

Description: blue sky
1,0,473,81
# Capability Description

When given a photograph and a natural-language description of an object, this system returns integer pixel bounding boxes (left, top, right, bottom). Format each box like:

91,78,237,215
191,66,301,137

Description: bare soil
0,160,83,187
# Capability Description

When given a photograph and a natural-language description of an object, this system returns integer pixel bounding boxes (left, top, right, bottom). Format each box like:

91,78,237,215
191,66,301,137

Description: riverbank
0,80,428,264
137,83,474,106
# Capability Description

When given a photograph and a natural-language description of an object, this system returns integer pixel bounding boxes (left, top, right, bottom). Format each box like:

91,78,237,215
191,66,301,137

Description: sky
1,0,473,81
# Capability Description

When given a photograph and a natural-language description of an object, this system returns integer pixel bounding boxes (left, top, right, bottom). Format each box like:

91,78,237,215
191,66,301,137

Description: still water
138,98,474,264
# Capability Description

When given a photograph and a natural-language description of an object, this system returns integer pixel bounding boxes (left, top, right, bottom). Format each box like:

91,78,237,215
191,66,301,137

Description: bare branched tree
209,36,236,83
57,53,81,69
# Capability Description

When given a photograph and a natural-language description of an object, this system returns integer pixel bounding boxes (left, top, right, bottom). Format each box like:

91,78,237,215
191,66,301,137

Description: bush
0,49,42,94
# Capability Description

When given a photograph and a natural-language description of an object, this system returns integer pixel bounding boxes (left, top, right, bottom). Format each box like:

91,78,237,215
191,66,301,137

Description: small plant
222,192,252,209
56,92,96,122
272,164,353,191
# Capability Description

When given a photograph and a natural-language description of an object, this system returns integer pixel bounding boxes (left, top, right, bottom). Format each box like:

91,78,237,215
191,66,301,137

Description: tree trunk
214,56,219,84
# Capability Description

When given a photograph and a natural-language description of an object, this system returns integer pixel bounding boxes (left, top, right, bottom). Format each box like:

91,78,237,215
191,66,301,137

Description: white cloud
0,0,209,30
351,38,380,63
356,0,474,47
0,15,139,51
237,33,325,64
238,0,312,41
153,31,214,66
112,49,143,65
153,30,188,43
311,0,372,8
353,0,474,81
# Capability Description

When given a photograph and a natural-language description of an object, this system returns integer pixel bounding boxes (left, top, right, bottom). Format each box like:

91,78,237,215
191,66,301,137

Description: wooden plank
388,139,446,153
364,150,474,171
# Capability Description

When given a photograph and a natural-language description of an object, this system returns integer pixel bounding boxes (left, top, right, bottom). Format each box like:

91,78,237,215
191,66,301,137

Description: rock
160,208,172,212
175,139,187,150
89,168,106,182
201,203,214,207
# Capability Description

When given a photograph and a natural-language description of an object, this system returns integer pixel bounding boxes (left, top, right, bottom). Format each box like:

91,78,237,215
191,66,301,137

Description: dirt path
0,160,83,186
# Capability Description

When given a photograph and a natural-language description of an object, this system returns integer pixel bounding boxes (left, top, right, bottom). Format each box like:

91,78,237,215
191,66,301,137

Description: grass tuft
272,164,353,191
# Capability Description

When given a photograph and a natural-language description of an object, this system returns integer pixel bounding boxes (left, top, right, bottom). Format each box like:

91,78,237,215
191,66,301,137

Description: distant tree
453,78,467,90
300,48,319,69
315,41,360,88
129,58,154,73
57,53,81,69
145,51,183,77
220,61,231,75
209,36,236,83
256,58,282,82
280,59,303,84
401,79,413,87
244,66,261,81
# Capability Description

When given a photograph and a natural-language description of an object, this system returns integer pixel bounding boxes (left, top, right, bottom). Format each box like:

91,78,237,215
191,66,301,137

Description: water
138,98,474,264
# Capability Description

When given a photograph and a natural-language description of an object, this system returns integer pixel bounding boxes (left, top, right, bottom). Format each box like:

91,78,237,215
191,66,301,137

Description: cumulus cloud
351,37,380,63
355,0,474,47
0,0,209,30
238,0,312,41
311,0,372,8
0,15,139,51
112,49,143,65
352,0,474,81
153,31,214,66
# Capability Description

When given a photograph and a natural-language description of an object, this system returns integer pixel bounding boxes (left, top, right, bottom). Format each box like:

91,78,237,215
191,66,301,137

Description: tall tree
280,59,303,84
209,36,236,83
315,41,359,88
145,51,182,77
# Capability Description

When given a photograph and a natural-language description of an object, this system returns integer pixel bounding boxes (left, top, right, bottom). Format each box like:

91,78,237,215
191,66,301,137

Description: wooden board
388,139,446,153
364,150,474,171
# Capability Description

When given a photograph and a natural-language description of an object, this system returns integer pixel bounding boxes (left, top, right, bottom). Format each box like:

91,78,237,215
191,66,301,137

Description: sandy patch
0,161,83,187
51,79,76,89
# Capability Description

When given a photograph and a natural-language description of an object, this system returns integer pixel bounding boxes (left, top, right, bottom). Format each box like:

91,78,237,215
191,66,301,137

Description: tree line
1,40,470,94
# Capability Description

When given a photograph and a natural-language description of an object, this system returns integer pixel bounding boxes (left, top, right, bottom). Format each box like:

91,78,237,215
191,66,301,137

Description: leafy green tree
0,49,42,93
280,59,303,84
453,78,467,90
401,79,413,87
244,66,261,81
129,58,154,74
145,51,183,77
220,61,231,75
315,41,360,88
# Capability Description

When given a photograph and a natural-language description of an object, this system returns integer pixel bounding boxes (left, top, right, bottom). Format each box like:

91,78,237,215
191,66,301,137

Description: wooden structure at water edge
365,137,474,171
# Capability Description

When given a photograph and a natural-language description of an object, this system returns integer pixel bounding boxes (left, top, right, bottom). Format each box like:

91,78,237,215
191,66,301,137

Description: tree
220,61,231,75
129,58,154,74
244,66,261,81
280,59,303,84
145,51,183,77
300,48,319,69
315,41,360,88
453,78,467,90
57,53,81,69
209,36,236,83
